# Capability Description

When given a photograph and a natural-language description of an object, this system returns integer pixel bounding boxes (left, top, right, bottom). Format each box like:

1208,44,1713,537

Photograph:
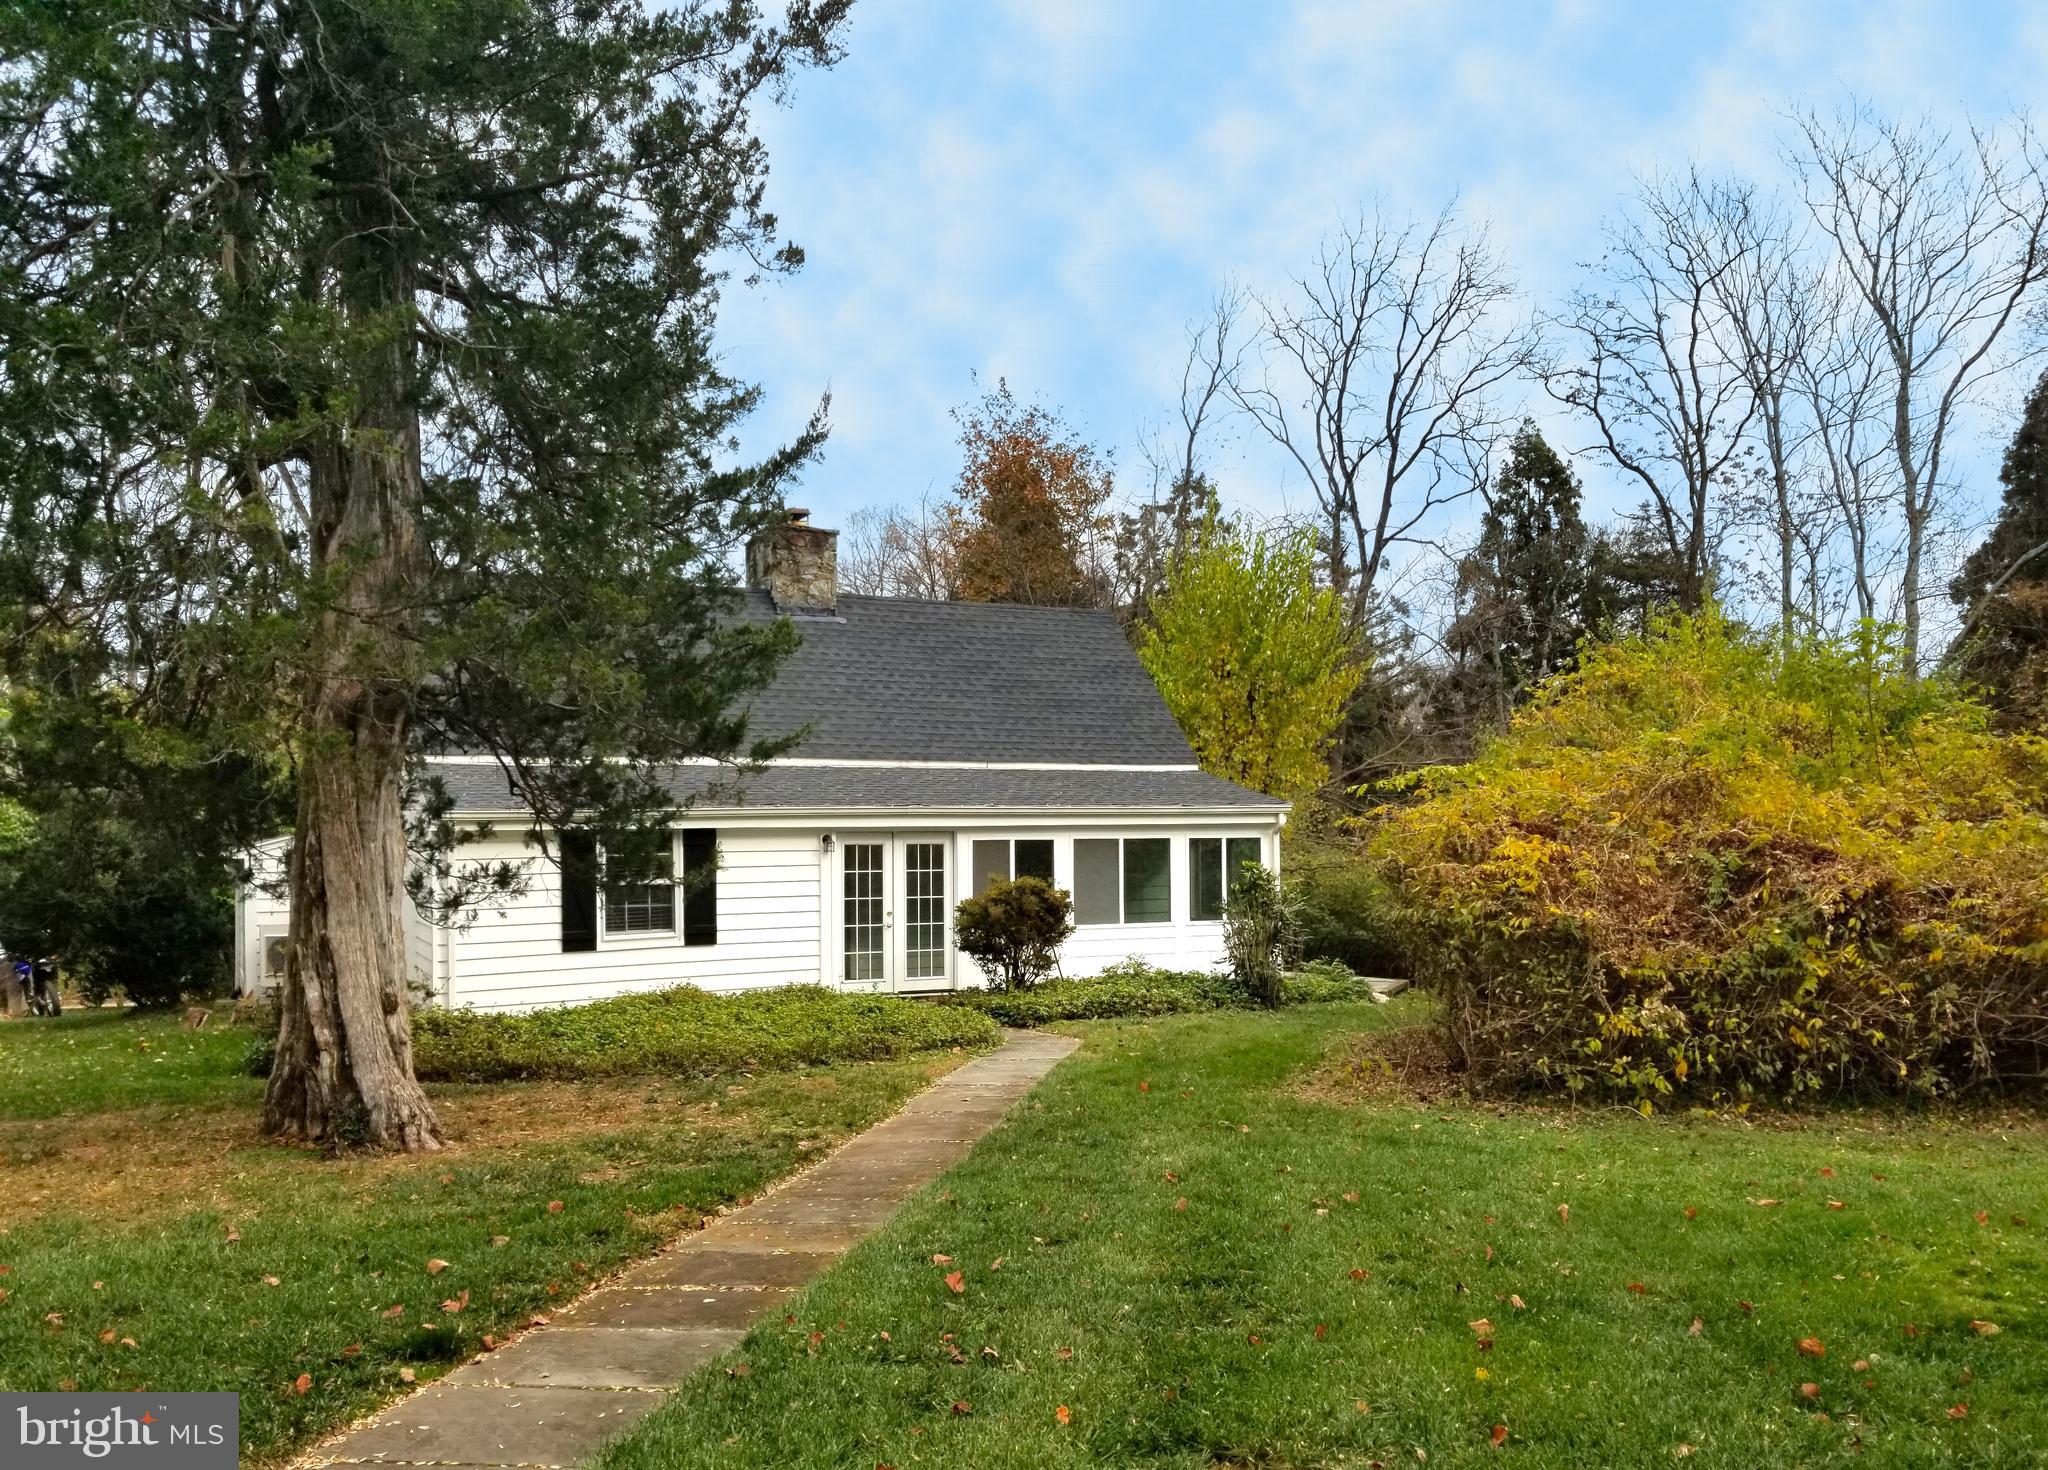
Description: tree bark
263,404,441,1149
261,41,441,1149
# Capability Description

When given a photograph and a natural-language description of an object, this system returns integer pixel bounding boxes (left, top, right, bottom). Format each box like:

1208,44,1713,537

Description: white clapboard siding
446,828,823,1013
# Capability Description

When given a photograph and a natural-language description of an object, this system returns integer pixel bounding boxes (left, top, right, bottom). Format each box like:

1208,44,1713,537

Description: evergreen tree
0,0,846,1148
1444,425,1596,725
1950,370,2048,720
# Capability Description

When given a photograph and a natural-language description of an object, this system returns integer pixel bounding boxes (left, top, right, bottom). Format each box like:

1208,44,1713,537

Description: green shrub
1287,847,1411,978
946,956,1378,1026
1368,610,2048,1107
953,876,1074,990
1281,957,1380,1005
1222,861,1293,1007
403,984,1000,1084
949,959,1242,1026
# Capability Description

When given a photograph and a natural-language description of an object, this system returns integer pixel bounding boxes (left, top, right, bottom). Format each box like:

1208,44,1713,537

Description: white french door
837,833,952,991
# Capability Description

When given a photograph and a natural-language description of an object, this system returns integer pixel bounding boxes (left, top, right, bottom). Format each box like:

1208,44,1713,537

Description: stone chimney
745,508,839,614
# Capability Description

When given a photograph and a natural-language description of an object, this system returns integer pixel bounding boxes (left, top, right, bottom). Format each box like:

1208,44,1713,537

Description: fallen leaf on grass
262,1276,280,1287
1469,1319,1494,1335
1056,1347,1073,1361
1683,1206,1698,1220
1751,1198,1781,1208
1627,1282,1647,1295
224,1227,240,1244
1490,1424,1509,1448
1557,1204,1570,1223
119,1338,135,1349
1974,1211,1989,1226
1349,1268,1370,1281
1799,1383,1820,1399
291,1374,312,1396
441,1290,470,1315
381,1305,404,1319
1689,1318,1703,1337
425,1259,449,1275
1853,1358,1869,1371
1948,1404,1969,1420
989,1257,1004,1270
546,1200,564,1213
99,1330,116,1344
341,1344,361,1358
943,1271,965,1295
1509,1295,1526,1310
1827,1200,1845,1210
1798,1337,1826,1358
398,1368,415,1384
1054,1405,1071,1426
1738,1300,1755,1315
949,1400,971,1416
1969,1320,2000,1336
931,1254,952,1265
491,1236,510,1248
1174,1197,1188,1212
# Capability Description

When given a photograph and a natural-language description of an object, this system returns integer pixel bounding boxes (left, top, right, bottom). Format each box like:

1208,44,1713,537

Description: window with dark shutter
560,829,598,953
682,828,718,946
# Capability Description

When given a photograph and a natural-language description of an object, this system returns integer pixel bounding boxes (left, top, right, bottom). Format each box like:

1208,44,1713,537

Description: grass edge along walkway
299,1029,1080,1470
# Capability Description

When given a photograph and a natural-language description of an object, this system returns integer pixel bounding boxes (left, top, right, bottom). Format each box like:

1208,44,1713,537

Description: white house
236,512,1288,1011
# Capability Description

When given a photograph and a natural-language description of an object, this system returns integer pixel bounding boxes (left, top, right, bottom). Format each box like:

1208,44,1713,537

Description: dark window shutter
682,828,717,947
560,830,598,953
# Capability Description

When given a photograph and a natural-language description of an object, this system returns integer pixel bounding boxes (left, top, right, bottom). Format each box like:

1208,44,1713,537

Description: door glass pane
1226,837,1264,901
1015,839,1055,884
971,839,1010,897
1123,838,1171,923
1073,838,1121,925
1189,837,1224,921
843,842,885,982
904,842,946,981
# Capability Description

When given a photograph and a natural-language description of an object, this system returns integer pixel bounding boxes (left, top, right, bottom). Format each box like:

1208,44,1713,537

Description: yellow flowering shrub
1366,611,2048,1105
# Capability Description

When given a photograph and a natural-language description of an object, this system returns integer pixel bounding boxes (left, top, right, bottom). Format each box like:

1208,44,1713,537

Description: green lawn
0,1009,971,1464
0,1008,262,1119
597,999,2048,1469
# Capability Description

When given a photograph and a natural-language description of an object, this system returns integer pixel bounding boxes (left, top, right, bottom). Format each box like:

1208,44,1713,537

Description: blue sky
719,0,2048,541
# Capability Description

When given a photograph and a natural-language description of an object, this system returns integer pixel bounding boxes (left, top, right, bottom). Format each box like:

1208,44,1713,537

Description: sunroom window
1189,836,1264,922
1074,837,1171,925
970,838,1055,895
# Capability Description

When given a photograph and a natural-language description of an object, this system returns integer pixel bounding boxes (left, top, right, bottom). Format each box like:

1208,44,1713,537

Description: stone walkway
303,1029,1079,1469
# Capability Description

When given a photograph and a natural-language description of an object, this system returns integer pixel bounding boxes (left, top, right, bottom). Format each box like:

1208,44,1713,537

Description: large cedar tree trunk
261,68,442,1149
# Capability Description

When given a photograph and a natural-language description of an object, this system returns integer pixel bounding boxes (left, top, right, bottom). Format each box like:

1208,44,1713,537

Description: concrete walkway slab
304,1028,1077,1469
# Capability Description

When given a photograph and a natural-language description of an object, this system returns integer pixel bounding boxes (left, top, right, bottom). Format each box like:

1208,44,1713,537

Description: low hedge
946,958,1379,1027
378,984,1000,1084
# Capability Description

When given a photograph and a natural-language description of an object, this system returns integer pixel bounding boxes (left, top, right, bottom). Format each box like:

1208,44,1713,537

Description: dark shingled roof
426,592,1287,814
426,760,1284,813
732,591,1198,763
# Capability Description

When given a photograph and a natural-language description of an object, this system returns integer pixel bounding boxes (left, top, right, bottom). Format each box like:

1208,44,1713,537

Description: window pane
604,835,675,934
1015,839,1055,884
1123,838,1171,923
1073,839,1121,925
843,842,885,982
1226,837,1264,897
1189,837,1223,922
971,840,1010,897
904,842,946,980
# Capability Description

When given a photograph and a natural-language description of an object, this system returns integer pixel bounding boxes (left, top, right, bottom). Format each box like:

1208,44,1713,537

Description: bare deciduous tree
1545,171,1759,612
1792,104,2048,667
836,495,957,599
1225,206,1538,623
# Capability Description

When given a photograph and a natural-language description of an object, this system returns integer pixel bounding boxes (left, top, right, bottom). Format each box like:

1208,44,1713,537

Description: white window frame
1187,832,1269,925
599,832,679,946
1072,834,1175,927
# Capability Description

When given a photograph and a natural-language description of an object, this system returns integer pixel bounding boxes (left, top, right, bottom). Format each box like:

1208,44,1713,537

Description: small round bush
953,876,1074,992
